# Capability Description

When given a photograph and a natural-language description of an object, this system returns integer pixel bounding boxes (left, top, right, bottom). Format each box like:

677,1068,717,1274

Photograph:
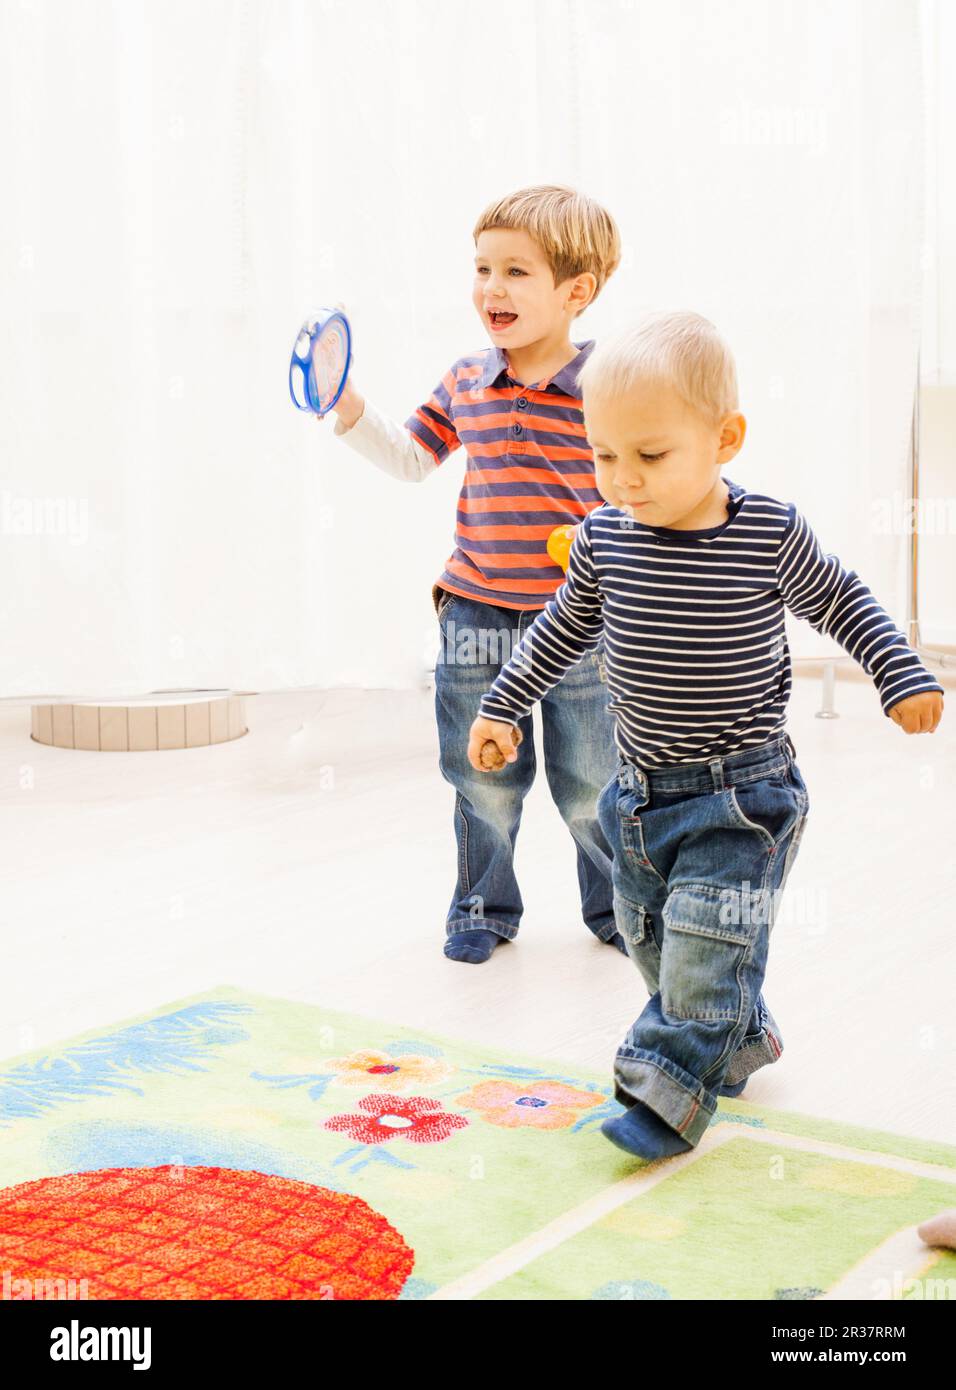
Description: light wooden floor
2,670,954,1146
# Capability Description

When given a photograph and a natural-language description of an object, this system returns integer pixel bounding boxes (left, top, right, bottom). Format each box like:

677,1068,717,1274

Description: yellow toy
546,523,579,572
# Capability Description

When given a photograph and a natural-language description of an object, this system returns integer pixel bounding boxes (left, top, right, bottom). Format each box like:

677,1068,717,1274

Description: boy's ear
717,412,746,461
563,271,597,315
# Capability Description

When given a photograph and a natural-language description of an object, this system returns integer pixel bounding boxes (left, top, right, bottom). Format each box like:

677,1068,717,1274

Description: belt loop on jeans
618,759,648,798
708,757,725,792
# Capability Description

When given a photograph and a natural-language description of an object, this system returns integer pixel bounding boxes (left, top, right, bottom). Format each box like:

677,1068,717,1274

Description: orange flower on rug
457,1080,605,1129
320,1049,455,1092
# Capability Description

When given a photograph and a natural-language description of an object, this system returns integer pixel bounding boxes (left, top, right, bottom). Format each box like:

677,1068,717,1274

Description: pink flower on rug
322,1094,469,1146
457,1080,603,1130
321,1049,454,1093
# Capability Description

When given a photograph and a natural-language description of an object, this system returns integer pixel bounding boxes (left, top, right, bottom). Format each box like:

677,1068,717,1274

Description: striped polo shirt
478,483,946,766
404,340,604,610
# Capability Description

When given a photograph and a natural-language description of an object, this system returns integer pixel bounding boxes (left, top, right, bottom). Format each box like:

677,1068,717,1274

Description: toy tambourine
289,307,352,416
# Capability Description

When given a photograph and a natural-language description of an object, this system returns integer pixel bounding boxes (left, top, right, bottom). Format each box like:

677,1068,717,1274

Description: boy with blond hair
329,185,627,963
470,310,945,1159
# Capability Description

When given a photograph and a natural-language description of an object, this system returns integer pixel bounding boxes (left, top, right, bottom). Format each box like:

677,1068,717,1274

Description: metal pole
815,660,839,719
907,355,953,670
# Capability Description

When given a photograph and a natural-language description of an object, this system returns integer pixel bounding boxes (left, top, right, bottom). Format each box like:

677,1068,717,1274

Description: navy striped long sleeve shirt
478,479,945,767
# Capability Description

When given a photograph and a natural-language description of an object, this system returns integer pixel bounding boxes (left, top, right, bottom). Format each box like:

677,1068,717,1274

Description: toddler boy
469,310,945,1158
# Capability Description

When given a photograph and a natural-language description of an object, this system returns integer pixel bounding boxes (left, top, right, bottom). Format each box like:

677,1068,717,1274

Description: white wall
0,0,930,698
916,385,956,647
916,0,956,646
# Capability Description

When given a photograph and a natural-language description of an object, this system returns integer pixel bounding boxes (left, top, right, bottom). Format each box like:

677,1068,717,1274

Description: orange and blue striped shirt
404,340,603,610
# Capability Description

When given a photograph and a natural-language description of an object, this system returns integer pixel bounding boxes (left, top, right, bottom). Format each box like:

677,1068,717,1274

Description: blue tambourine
288,307,352,416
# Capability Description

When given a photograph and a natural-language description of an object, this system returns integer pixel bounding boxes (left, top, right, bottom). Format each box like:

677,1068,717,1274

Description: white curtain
921,0,956,385
0,0,924,698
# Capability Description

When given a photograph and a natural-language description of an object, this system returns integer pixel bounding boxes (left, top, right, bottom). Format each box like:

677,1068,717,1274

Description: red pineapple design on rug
0,1166,414,1300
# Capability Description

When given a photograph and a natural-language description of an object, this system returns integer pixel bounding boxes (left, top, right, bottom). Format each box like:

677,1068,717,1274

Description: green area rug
1,986,954,1300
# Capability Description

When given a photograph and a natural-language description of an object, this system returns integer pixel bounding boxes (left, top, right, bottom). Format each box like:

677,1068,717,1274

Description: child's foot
444,929,505,964
601,1101,695,1160
718,1077,748,1098
607,931,629,955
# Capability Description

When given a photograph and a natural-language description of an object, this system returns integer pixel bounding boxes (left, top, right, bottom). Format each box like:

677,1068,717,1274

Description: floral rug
1,986,955,1301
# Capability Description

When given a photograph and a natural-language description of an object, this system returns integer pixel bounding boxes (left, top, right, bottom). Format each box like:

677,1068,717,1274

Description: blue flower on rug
0,1002,253,1128
591,1278,671,1299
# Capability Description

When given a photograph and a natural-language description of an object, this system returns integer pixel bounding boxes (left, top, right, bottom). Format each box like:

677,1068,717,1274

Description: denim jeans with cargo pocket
596,732,809,1147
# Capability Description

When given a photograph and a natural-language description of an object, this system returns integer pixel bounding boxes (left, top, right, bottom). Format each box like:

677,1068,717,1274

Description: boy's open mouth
488,311,518,329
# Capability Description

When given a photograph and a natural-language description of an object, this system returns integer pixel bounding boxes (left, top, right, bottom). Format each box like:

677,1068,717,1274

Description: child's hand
327,376,364,429
318,300,364,428
468,716,523,771
887,690,944,733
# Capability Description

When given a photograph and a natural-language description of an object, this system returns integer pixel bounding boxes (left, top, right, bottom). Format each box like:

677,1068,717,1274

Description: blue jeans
596,732,810,1146
433,588,618,943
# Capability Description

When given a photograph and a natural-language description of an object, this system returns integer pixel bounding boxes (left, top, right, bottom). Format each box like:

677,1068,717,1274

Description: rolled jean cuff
722,1027,783,1085
613,1047,717,1146
446,916,518,942
590,921,620,944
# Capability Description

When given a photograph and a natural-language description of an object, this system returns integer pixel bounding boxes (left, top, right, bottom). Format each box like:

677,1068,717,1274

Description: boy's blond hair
578,310,739,424
473,184,621,317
